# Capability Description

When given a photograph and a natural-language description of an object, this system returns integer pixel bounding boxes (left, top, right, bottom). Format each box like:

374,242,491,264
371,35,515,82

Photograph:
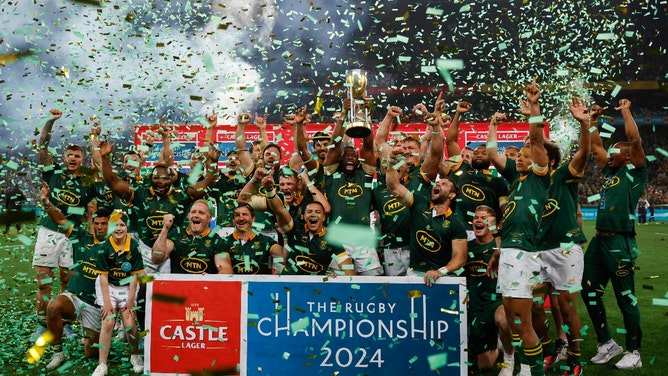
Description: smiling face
150,166,172,195
472,208,494,240
302,202,326,233
62,147,83,174
608,142,630,169
430,178,456,205
313,139,330,161
462,147,474,165
111,218,128,244
515,147,532,174
122,153,140,176
402,138,420,165
226,152,240,172
341,146,359,174
263,145,281,171
188,201,212,235
279,175,298,205
233,206,255,233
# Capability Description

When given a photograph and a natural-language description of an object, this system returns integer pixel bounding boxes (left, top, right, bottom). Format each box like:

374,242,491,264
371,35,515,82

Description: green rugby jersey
281,226,347,276
450,163,509,225
537,163,586,250
407,192,467,272
466,238,502,313
500,165,550,251
39,164,97,231
167,227,222,274
596,163,648,233
95,237,145,286
325,166,374,226
131,185,191,246
67,228,105,306
220,232,278,274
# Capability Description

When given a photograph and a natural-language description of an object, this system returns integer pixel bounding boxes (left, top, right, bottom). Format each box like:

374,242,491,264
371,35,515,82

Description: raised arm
445,101,472,158
375,106,403,173
235,113,255,175
38,109,62,166
588,105,607,169
616,99,645,167
261,174,294,234
254,112,269,153
386,164,413,208
526,78,548,168
486,112,508,171
99,141,133,200
186,144,221,199
90,120,103,171
287,106,316,170
39,182,69,229
157,120,174,167
152,214,175,264
567,97,593,174
421,112,445,181
300,171,331,214
323,114,345,167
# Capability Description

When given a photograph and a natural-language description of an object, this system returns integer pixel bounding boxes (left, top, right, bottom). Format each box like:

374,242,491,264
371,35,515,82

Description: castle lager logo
158,303,230,348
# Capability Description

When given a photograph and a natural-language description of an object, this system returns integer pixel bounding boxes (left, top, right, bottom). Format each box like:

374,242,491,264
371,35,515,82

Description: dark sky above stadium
1,0,666,158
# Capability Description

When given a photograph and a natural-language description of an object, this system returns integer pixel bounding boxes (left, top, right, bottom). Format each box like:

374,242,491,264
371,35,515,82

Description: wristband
266,189,277,199
492,232,501,238
438,266,449,276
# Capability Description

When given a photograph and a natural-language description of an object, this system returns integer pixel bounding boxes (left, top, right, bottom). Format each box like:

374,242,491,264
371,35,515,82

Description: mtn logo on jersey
180,257,209,274
461,184,485,202
503,201,517,220
415,230,441,253
542,198,559,218
233,260,260,274
466,260,488,277
146,215,165,231
55,190,81,206
294,255,324,274
338,182,363,199
383,198,406,216
81,260,99,280
603,175,621,189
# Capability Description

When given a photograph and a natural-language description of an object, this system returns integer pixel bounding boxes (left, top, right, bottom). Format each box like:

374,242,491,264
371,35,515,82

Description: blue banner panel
245,277,467,376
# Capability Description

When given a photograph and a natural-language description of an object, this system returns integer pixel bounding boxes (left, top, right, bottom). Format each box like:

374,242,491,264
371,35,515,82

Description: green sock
523,343,544,376
542,338,555,357
567,350,581,366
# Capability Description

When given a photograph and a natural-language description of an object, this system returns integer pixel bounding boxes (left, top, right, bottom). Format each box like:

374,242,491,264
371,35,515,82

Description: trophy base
345,122,371,138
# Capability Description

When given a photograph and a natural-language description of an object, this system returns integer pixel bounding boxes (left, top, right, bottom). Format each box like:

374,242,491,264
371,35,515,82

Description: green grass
1,220,667,375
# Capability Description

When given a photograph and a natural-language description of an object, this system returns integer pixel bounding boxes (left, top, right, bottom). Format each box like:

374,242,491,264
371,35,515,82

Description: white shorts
329,244,383,276
538,244,584,292
94,276,139,310
138,238,170,275
498,248,541,299
32,227,73,268
60,292,101,331
382,245,411,276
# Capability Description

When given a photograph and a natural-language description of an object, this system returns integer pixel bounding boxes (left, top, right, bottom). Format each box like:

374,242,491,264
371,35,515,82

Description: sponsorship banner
134,122,536,169
146,275,467,376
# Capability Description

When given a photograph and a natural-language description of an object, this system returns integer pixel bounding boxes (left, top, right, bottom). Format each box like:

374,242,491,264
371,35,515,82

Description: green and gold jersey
450,164,509,224
67,228,104,306
537,163,586,250
131,185,191,246
408,192,467,272
500,164,550,251
466,238,502,314
220,232,278,275
210,171,248,228
39,164,97,231
281,226,347,276
167,227,221,274
596,163,648,233
325,167,374,226
95,237,145,286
